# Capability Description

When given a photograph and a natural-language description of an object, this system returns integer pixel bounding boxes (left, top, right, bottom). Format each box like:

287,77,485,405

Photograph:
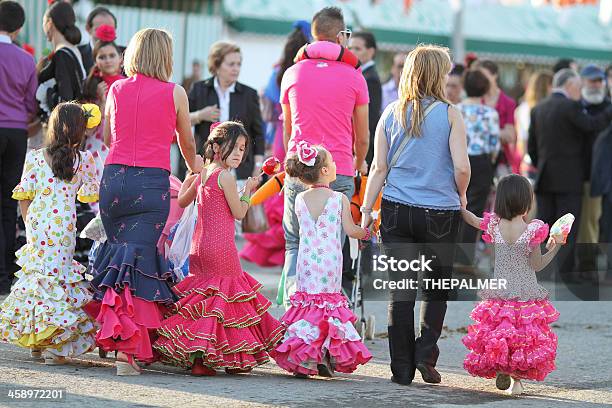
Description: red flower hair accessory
22,44,35,57
95,24,117,42
297,141,317,167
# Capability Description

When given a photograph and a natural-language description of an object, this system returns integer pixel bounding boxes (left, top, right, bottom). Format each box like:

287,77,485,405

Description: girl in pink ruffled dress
460,174,565,395
153,121,285,376
271,142,372,378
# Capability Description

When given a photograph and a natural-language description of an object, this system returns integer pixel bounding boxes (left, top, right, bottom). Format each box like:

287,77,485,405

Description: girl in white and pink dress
271,142,372,378
460,174,565,396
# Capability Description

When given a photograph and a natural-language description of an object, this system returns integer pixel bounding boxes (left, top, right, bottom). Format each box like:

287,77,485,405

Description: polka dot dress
0,149,99,356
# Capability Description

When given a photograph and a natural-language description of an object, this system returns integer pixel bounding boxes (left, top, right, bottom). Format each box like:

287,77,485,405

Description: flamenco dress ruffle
85,241,177,362
0,244,96,356
462,298,559,381
153,271,285,369
270,292,372,375
239,193,285,267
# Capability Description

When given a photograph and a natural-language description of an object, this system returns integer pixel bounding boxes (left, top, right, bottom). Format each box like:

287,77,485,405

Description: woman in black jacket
184,41,264,181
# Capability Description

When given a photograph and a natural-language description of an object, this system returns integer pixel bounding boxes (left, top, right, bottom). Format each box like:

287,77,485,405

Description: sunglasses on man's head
338,29,352,39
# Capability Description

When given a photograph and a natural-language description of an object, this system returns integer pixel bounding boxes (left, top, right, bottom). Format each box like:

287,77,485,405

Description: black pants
536,191,582,279
380,199,461,382
458,154,494,265
0,128,27,290
600,193,612,278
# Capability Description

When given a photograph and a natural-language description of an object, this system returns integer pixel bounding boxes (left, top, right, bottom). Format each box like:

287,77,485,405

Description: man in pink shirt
277,6,369,306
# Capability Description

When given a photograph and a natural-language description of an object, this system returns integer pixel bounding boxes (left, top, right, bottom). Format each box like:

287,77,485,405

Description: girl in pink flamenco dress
460,174,565,396
270,142,372,378
153,122,284,376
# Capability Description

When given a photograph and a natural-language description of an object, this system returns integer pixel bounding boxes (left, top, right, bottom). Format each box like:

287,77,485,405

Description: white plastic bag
80,214,107,243
166,201,197,282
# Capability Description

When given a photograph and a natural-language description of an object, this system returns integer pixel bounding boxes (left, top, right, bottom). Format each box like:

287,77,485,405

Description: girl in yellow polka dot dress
0,102,101,364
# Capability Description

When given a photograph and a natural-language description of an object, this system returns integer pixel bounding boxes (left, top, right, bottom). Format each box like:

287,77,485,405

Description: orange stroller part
251,171,286,206
350,174,382,231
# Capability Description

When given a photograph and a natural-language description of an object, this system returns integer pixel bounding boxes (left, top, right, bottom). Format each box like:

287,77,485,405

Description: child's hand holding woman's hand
190,155,204,174
184,172,198,184
360,213,373,230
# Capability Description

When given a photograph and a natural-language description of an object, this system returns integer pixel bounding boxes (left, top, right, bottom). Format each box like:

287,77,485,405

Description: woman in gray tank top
361,45,471,386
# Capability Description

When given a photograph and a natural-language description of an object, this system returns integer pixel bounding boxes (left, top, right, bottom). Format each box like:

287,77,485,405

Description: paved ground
0,240,611,408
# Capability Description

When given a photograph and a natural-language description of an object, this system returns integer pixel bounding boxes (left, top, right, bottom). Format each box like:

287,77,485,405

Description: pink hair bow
297,141,317,166
210,122,222,133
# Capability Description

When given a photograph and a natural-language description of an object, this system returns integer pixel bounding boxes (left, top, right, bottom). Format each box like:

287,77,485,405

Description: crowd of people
0,0,610,399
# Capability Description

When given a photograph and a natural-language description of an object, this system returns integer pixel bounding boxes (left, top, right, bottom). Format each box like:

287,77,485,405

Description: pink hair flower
297,141,317,166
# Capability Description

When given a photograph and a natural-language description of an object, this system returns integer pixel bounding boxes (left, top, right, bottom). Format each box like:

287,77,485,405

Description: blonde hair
394,45,451,137
123,28,173,81
525,70,553,109
207,41,241,75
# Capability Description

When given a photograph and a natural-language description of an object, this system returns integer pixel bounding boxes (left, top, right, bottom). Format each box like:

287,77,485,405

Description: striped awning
222,0,612,62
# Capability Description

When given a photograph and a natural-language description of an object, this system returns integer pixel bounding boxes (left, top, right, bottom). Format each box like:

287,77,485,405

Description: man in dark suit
185,42,264,181
576,65,611,277
591,124,612,283
528,68,612,281
349,31,381,170
78,7,124,73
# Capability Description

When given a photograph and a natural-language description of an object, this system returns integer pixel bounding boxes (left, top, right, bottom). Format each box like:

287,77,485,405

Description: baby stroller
343,173,381,340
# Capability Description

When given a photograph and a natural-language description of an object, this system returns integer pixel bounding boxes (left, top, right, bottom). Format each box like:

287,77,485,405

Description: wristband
362,226,371,241
360,206,373,215
240,195,251,206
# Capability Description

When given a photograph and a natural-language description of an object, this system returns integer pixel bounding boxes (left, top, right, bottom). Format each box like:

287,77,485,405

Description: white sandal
505,378,524,396
30,349,43,360
43,352,67,365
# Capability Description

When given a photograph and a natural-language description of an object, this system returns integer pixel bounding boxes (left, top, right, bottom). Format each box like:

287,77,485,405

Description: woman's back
382,98,459,210
106,74,176,171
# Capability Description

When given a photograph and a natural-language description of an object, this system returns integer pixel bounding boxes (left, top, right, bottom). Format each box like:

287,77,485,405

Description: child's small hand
184,173,198,184
245,176,260,193
546,234,564,251
97,81,108,101
545,237,556,251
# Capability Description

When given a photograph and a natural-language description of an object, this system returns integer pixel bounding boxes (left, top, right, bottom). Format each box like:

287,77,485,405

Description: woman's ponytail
63,24,81,45
47,2,81,45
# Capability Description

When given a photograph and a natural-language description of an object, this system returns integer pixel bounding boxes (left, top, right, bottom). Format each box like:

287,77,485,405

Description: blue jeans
277,175,355,306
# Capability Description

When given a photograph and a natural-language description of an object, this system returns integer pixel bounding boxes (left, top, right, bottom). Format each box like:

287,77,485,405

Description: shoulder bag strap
386,100,443,177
